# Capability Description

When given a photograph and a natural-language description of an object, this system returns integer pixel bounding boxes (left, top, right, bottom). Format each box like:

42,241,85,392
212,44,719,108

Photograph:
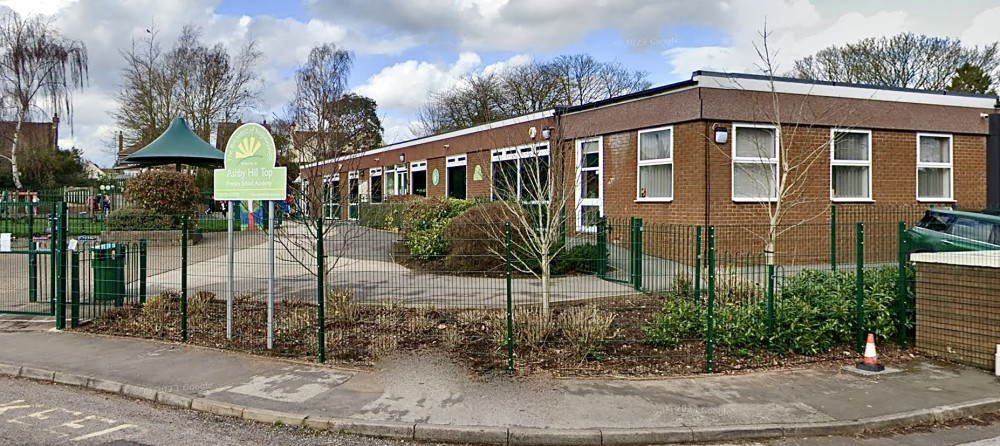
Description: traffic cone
856,333,885,372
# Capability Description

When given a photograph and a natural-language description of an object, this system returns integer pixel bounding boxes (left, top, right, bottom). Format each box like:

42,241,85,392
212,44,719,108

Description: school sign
214,123,287,200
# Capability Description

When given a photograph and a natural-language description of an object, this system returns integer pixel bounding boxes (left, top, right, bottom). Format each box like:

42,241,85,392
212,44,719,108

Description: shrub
325,288,357,323
442,202,528,272
558,306,615,358
400,197,476,261
645,295,702,348
188,291,215,328
140,293,174,336
358,202,401,230
124,170,201,218
552,243,605,275
106,205,176,230
513,308,552,349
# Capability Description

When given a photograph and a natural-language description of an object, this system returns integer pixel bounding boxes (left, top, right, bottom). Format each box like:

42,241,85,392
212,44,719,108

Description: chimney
118,131,123,152
51,113,60,149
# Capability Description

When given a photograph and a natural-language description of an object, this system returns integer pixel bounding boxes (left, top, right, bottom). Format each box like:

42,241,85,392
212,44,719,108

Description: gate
0,201,58,316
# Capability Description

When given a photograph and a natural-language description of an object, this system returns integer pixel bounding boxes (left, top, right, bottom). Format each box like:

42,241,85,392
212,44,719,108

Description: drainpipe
988,108,1000,209
700,88,711,228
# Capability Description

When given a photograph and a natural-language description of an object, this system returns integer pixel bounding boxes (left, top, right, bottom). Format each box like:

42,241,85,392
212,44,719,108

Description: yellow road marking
70,424,135,441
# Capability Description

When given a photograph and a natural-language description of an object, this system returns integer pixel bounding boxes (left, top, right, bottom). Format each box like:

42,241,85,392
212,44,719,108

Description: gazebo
122,117,224,170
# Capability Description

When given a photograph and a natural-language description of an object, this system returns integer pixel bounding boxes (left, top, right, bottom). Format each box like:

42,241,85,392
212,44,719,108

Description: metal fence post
631,217,643,291
505,221,514,374
766,264,775,349
55,202,66,330
70,250,80,328
897,221,908,350
596,217,608,278
694,226,702,304
855,222,864,354
139,239,147,304
181,216,188,342
706,226,715,373
317,217,326,364
830,205,837,271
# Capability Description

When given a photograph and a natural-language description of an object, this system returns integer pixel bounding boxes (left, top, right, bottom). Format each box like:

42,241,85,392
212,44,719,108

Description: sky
0,0,998,167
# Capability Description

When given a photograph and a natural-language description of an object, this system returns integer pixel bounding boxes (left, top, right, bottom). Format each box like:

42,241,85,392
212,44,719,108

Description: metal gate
0,201,58,316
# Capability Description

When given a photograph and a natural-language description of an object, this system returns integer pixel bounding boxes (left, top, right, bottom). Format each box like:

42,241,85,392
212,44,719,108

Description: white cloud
354,52,482,114
961,6,1000,45
0,0,77,16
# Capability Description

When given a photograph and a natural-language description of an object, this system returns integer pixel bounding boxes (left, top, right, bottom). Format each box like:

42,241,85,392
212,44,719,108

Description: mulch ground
79,291,920,378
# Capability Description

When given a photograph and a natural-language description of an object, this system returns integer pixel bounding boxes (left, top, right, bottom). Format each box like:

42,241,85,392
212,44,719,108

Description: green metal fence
2,200,931,376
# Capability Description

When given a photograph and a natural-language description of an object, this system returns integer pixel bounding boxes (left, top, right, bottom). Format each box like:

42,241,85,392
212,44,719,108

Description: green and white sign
214,123,287,200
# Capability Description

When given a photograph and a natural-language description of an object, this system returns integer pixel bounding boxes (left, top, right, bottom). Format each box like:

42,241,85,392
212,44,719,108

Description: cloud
354,52,482,114
961,6,1000,46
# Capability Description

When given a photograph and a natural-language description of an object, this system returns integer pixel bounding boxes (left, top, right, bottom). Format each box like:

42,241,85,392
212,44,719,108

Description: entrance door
447,155,467,199
576,138,603,232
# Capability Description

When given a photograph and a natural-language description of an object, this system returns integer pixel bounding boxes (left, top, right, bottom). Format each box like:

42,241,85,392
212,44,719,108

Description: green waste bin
91,243,126,304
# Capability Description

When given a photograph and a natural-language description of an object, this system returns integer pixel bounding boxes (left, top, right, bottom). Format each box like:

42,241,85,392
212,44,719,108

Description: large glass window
348,171,359,220
637,127,673,201
916,133,953,201
446,155,467,199
322,174,341,219
831,129,872,201
732,124,778,202
491,144,550,203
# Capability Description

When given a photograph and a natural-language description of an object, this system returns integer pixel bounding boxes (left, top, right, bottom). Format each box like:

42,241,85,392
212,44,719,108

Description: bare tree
414,54,650,136
112,25,262,149
275,43,383,295
791,32,1000,92
730,28,866,267
0,12,87,190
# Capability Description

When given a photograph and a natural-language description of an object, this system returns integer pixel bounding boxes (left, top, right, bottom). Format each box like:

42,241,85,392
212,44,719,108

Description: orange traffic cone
856,333,885,372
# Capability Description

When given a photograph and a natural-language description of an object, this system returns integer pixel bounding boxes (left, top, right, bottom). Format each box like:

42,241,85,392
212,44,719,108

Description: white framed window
446,154,467,199
490,143,550,203
732,123,779,202
916,133,953,201
575,138,603,232
384,163,408,198
636,126,673,201
830,129,872,201
410,160,428,196
368,167,383,203
347,171,360,220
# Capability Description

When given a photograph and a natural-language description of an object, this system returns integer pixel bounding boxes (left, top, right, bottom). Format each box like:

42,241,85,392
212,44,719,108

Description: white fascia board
303,109,555,169
695,73,998,109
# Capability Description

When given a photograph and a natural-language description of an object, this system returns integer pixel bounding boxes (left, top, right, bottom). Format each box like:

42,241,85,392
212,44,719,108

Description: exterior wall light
542,127,553,140
714,126,728,144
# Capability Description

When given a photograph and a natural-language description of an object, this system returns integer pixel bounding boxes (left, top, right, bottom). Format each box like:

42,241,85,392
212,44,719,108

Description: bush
554,243,605,275
106,205,176,230
124,170,201,218
401,198,476,260
357,202,400,230
442,202,528,272
645,295,702,348
559,306,615,358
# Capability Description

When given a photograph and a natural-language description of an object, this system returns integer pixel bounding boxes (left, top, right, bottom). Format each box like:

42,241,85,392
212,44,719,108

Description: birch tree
0,12,87,190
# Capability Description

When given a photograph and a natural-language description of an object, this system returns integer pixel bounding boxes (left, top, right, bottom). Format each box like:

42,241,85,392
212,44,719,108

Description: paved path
145,223,638,307
1,331,999,445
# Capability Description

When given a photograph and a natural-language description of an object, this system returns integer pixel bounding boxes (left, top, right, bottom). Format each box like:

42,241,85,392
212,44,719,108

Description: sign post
214,124,287,348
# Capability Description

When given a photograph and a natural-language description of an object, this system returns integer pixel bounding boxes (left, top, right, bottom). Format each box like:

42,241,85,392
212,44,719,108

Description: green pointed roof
123,117,225,168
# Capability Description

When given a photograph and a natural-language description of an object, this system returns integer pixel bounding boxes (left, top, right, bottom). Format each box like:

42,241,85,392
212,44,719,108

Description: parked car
905,208,1000,255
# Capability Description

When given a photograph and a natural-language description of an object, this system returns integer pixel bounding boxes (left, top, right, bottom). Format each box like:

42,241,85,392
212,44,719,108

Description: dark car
905,208,1000,255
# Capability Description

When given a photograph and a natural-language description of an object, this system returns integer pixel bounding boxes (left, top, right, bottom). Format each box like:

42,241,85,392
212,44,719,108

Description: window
369,167,383,203
916,133,953,201
576,138,603,231
636,127,673,201
830,129,871,201
446,155,467,199
732,124,778,202
384,164,408,198
348,171,359,220
491,144,550,203
322,174,340,219
410,161,427,196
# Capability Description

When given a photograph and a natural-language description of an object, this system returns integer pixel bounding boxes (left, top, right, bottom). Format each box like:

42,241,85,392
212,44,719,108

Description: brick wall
915,261,1000,370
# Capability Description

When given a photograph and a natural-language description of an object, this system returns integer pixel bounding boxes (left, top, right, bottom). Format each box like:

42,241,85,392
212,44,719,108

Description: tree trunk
541,255,551,316
10,113,24,190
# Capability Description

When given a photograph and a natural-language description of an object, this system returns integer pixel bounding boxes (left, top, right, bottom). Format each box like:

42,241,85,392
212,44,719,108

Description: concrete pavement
1,330,999,445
